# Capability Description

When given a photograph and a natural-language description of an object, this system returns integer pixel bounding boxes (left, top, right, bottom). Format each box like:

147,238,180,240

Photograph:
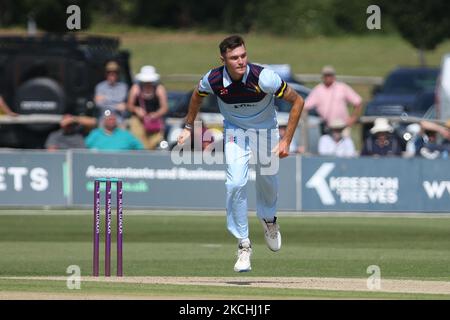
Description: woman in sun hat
361,117,402,157
127,65,169,150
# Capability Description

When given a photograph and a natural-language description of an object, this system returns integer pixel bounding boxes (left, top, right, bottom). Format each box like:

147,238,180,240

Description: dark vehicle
365,67,439,117
0,34,132,148
362,67,439,146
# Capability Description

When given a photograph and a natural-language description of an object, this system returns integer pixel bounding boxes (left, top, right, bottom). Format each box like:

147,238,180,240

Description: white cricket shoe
234,240,252,272
261,217,281,252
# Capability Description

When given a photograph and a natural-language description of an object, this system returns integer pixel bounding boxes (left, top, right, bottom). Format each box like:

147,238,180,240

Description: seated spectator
85,109,144,151
127,65,169,150
318,119,356,157
45,114,96,151
404,123,422,158
0,95,18,116
361,118,402,157
94,61,129,122
420,120,450,141
413,120,450,159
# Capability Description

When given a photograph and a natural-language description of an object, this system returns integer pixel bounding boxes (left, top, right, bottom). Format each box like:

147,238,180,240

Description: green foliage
0,0,92,32
90,0,135,24
1,0,449,52
128,0,255,33
250,0,335,36
0,0,26,26
384,0,450,50
333,0,378,34
31,0,92,32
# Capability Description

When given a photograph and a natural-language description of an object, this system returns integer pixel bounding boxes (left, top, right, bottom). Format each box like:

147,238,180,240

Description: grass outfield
0,210,449,299
115,30,450,108
97,28,450,79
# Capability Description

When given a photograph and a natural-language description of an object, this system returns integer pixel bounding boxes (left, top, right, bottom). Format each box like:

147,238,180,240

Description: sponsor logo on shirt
233,103,256,109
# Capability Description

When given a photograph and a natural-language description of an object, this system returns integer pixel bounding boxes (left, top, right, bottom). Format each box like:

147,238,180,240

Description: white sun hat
135,65,160,83
370,118,394,134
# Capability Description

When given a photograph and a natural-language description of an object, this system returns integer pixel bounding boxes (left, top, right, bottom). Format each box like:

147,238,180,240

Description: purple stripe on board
105,180,112,276
93,180,100,276
117,180,123,276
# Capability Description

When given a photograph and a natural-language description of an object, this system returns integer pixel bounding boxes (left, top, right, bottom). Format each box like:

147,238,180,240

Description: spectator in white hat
361,118,402,157
318,118,356,157
127,65,169,150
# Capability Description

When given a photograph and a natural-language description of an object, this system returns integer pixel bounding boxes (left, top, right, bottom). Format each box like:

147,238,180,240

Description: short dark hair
219,35,245,55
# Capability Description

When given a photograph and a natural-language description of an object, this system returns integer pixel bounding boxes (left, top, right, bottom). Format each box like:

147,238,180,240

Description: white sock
239,238,250,245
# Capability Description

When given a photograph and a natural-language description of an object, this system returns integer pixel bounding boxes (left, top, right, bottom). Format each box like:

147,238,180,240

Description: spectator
404,123,422,158
413,120,450,159
304,65,362,132
420,120,450,142
45,114,96,151
85,109,144,151
0,95,18,116
127,66,169,150
318,119,356,157
94,61,128,122
361,118,402,157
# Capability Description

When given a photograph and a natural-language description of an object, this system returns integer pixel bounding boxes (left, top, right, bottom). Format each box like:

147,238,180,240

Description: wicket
93,178,123,277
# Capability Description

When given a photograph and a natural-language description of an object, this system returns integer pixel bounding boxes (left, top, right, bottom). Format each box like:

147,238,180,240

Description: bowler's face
221,45,248,80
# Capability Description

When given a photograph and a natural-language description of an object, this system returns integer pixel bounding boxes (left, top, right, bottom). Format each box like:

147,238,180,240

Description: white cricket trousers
224,126,279,240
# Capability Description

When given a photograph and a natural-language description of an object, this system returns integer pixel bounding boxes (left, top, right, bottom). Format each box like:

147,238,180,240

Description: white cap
370,118,393,134
135,65,160,83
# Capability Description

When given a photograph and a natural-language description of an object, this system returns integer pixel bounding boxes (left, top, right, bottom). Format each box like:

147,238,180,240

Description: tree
0,0,93,32
385,0,450,65
29,0,92,32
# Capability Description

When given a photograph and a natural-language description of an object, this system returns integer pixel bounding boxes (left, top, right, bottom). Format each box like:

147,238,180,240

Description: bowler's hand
177,128,191,145
272,139,290,158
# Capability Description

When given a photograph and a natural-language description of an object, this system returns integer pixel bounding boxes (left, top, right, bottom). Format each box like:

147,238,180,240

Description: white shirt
318,134,356,157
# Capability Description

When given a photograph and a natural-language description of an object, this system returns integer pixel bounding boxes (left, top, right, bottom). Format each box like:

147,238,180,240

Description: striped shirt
198,63,286,129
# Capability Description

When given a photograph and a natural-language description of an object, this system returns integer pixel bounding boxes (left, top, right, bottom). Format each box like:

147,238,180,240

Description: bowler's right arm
177,89,205,145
